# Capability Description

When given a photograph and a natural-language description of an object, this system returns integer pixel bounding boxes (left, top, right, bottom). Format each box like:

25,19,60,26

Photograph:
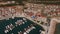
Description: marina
0,0,60,34
0,17,44,34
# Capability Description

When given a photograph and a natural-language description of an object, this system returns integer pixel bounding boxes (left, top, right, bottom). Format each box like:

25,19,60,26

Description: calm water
0,17,44,34
54,23,60,34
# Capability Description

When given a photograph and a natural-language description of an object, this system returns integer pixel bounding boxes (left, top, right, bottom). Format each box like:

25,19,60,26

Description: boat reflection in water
0,17,44,34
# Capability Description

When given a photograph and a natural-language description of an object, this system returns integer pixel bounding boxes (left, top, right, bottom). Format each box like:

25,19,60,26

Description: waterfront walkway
48,17,60,34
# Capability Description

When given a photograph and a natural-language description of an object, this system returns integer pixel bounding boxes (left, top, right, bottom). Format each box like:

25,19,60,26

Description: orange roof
28,12,34,16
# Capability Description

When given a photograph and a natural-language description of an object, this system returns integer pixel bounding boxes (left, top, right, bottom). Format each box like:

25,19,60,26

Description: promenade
48,17,60,34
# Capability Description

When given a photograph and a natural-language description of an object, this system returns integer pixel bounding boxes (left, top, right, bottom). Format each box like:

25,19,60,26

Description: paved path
48,18,60,34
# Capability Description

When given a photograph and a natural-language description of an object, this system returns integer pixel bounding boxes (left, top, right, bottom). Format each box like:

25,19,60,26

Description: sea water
0,17,44,34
